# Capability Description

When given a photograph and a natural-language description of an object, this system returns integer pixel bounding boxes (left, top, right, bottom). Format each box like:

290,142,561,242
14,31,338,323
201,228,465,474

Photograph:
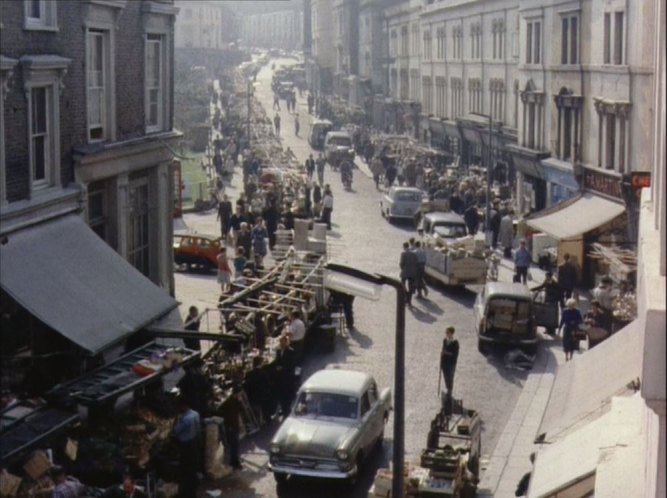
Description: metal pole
378,275,406,498
247,79,251,144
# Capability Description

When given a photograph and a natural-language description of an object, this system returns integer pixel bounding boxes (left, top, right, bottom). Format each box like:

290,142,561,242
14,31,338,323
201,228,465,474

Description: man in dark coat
531,272,562,335
557,253,577,302
217,194,233,239
399,241,419,307
440,327,459,394
244,356,273,424
464,205,480,235
449,191,464,214
305,154,315,181
274,335,297,418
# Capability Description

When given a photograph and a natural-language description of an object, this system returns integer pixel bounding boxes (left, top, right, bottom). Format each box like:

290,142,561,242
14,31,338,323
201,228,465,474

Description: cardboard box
23,450,51,480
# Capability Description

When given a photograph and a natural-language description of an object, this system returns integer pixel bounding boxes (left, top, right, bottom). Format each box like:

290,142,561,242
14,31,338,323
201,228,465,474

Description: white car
269,369,391,487
380,187,424,226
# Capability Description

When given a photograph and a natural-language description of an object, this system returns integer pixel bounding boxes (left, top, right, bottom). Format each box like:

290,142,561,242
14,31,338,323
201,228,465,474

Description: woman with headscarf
559,298,584,361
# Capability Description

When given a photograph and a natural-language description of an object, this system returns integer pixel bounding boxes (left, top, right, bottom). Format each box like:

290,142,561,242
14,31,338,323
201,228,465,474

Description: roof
424,211,465,224
525,192,625,239
483,282,533,299
301,369,372,396
537,319,642,442
0,215,178,354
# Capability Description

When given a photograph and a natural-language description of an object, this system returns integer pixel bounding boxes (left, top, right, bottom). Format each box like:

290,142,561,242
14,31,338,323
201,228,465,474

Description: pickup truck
420,212,488,287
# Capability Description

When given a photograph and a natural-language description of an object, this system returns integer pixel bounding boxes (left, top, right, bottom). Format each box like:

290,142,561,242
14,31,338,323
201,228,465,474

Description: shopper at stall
251,218,269,269
183,306,201,351
216,194,233,241
557,253,578,303
174,398,201,497
102,475,147,498
514,240,531,284
275,335,297,419
531,272,561,335
464,204,480,235
221,386,244,470
400,241,419,307
592,276,615,312
50,466,84,498
286,310,307,363
499,211,514,258
217,247,232,293
178,359,211,421
559,298,584,361
320,186,334,230
440,327,459,394
585,300,612,334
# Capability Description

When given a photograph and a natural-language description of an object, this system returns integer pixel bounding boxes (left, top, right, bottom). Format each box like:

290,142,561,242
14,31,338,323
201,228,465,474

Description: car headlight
336,449,349,460
270,443,281,454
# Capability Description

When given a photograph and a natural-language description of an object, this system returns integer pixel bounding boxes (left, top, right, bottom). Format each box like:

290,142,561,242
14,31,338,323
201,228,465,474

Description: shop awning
528,395,644,498
537,319,642,443
0,215,178,354
525,192,625,240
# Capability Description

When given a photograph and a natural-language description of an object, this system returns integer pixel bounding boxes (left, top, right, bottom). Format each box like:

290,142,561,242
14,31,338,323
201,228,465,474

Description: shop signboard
581,165,623,200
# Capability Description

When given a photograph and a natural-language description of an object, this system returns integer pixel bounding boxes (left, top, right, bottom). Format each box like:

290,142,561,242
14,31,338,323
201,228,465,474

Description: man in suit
274,335,297,418
399,241,419,307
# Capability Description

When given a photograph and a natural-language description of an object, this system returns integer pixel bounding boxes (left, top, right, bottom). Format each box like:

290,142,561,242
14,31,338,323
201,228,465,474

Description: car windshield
433,223,467,238
328,136,351,147
293,391,359,419
395,191,422,202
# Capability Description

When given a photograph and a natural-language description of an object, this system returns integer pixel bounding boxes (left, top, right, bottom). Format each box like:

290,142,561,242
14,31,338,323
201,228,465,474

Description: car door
358,389,375,456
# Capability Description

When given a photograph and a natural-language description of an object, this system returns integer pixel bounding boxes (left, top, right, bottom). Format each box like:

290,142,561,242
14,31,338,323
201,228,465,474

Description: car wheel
478,340,487,355
344,453,363,490
523,344,538,356
273,472,287,485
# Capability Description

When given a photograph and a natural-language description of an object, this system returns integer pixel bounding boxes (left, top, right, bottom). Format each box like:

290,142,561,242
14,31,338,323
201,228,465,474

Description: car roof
390,187,423,194
174,233,221,242
312,119,333,126
326,131,351,138
424,211,465,224
484,282,533,299
301,369,372,397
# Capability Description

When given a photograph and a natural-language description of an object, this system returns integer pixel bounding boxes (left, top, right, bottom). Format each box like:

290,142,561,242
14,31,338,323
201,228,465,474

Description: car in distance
173,234,223,271
324,131,355,165
473,282,539,355
380,186,424,226
269,369,391,487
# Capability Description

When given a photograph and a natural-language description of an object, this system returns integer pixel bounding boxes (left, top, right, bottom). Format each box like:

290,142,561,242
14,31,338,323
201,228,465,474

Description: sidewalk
477,255,593,497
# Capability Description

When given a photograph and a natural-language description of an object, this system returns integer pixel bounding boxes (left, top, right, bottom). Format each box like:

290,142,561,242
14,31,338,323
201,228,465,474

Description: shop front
506,144,550,214
428,118,457,164
541,157,579,207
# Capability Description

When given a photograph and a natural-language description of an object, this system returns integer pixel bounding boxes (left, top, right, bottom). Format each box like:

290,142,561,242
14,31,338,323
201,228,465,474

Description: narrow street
175,59,533,497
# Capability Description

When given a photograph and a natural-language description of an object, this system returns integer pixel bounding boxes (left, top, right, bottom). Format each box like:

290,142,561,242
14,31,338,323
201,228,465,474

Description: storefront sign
581,166,623,200
630,172,651,188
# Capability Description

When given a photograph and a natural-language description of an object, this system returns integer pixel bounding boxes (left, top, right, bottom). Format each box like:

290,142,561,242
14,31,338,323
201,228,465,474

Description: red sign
582,166,623,200
630,172,651,188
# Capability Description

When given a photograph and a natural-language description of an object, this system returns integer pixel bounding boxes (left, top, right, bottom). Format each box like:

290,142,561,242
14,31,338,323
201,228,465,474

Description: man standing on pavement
440,327,459,394
273,113,281,136
294,114,300,136
464,204,480,235
400,241,419,307
316,153,326,185
370,156,384,190
320,185,334,230
275,335,297,419
557,253,577,302
221,386,244,470
216,194,232,241
414,240,428,298
305,154,315,181
499,211,514,258
514,239,531,284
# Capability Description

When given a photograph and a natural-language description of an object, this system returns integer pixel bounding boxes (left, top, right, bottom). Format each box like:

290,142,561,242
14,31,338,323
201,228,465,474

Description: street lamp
247,77,253,145
470,112,493,234
324,263,406,498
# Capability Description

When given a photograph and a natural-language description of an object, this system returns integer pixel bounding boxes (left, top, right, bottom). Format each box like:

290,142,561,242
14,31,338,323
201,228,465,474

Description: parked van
473,282,540,355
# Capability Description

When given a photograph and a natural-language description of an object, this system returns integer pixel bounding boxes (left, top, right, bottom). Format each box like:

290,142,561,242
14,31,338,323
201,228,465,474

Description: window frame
145,33,166,133
23,0,58,31
560,13,580,65
85,25,115,143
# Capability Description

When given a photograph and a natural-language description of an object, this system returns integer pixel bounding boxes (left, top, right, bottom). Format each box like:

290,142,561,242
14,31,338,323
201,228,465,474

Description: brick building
0,0,181,389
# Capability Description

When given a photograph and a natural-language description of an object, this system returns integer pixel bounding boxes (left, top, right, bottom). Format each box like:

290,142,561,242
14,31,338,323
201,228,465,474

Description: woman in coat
559,298,584,361
498,212,514,258
251,218,269,269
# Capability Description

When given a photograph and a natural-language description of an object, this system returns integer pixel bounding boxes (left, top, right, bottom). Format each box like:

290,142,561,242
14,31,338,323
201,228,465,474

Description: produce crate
420,449,460,478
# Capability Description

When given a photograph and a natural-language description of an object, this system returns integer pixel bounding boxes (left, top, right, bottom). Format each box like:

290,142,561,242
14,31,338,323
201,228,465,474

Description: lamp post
247,77,252,144
324,263,406,498
471,112,493,233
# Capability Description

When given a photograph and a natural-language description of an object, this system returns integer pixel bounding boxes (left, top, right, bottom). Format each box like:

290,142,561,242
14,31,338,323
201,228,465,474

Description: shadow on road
409,304,438,324
348,327,374,349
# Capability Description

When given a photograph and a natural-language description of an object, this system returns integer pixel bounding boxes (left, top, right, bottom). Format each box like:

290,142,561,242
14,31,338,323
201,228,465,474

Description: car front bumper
269,460,357,479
